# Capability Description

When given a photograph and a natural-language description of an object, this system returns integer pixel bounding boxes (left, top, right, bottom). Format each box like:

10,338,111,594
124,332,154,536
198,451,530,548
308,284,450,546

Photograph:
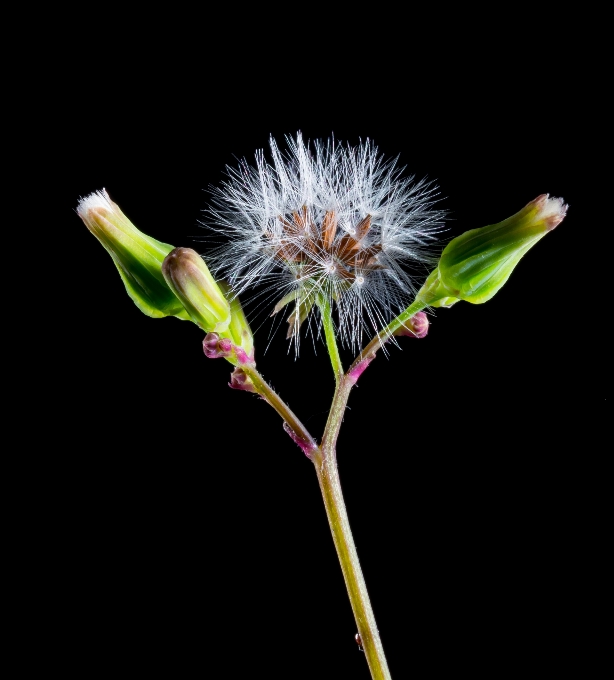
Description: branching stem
241,300,428,679
316,376,393,679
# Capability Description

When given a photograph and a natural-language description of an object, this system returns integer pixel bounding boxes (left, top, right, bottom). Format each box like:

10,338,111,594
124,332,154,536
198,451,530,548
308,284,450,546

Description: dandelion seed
205,133,446,353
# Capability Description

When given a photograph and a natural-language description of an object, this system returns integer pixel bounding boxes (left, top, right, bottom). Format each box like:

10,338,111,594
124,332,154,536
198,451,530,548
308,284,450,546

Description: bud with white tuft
76,189,187,318
418,194,568,307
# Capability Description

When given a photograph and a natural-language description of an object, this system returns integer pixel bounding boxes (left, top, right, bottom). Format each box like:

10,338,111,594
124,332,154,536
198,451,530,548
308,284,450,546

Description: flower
205,133,445,352
416,194,568,307
76,189,187,319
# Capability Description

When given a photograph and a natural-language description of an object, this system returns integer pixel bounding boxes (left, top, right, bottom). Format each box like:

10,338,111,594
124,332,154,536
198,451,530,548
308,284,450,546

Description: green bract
219,282,254,358
77,189,188,319
418,194,567,307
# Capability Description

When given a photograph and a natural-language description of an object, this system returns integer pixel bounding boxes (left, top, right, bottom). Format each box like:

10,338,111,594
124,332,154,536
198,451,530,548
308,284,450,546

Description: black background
35,13,605,678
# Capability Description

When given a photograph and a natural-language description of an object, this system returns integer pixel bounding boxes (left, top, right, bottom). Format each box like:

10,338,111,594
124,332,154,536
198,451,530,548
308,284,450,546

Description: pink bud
394,311,429,339
229,367,256,392
203,333,233,359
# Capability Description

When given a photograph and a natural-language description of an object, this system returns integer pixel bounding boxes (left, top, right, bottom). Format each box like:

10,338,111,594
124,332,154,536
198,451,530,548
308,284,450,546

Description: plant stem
314,376,392,680
246,299,430,677
248,355,391,677
242,365,317,453
245,298,437,678
310,299,429,678
318,296,343,384
349,299,427,374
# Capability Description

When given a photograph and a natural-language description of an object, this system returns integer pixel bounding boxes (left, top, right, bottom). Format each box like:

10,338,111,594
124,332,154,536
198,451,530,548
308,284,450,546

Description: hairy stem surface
243,365,317,453
313,299,428,678
315,376,392,680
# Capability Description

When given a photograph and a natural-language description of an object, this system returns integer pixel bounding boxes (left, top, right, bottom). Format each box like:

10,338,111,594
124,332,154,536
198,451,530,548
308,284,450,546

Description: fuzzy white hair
204,133,445,353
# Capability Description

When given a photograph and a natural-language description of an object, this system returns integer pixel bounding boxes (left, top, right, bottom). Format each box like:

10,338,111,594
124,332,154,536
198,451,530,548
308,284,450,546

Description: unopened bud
418,194,568,306
203,333,233,359
229,367,256,392
76,189,186,318
162,248,231,332
394,311,429,338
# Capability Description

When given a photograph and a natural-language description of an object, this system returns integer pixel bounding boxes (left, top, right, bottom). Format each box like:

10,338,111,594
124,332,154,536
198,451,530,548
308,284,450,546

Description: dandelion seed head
205,133,446,353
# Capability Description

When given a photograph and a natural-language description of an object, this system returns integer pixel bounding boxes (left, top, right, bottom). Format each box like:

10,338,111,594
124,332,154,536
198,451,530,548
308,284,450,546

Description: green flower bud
418,194,568,306
77,189,187,319
162,248,231,332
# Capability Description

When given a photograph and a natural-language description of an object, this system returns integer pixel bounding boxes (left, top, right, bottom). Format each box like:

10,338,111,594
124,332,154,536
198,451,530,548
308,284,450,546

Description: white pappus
204,133,446,353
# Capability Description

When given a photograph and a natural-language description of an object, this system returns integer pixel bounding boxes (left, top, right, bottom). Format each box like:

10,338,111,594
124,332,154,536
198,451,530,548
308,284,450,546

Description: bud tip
532,194,568,231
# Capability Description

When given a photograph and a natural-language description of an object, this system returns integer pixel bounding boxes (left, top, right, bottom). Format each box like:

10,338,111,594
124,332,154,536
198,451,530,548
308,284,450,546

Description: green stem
317,296,343,384
312,298,430,678
349,298,427,374
243,296,429,679
242,364,317,453
246,357,391,678
315,376,392,679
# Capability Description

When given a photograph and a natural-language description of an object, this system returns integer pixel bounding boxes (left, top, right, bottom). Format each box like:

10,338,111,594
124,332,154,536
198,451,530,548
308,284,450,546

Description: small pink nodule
229,367,256,392
234,346,253,365
203,333,233,359
395,312,429,339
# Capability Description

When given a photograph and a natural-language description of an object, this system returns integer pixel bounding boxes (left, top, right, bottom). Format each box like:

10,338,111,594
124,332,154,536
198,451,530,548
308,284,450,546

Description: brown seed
354,214,372,241
336,234,361,261
321,210,338,250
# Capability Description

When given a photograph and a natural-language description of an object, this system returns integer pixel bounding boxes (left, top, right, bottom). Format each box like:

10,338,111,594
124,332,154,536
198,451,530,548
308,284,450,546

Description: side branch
349,299,427,375
242,365,319,456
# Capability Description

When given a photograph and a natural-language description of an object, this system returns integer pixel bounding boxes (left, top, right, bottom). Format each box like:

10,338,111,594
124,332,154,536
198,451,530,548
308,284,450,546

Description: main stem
312,298,426,677
315,376,392,680
317,298,392,679
245,367,393,678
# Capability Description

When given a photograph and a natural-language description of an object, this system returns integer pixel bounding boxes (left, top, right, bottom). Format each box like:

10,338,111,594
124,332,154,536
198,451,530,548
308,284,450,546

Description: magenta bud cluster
203,333,233,359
